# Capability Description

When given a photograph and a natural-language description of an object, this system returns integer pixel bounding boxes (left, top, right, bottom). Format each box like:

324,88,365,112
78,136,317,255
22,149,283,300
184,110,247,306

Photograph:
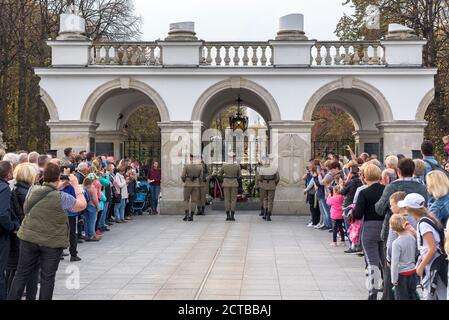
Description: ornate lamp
229,96,248,131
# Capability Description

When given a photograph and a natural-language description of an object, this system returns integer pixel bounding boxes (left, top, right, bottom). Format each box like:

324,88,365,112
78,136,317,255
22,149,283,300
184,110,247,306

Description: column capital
46,120,99,133
376,120,428,133
269,120,314,133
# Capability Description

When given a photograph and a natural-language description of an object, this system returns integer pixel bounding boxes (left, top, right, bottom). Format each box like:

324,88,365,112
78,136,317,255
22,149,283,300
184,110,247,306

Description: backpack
418,217,448,287
424,160,449,179
11,188,24,222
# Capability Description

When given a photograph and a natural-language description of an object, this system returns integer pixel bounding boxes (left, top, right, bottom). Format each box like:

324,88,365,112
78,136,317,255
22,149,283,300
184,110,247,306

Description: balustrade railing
311,41,385,66
89,42,162,66
200,42,273,67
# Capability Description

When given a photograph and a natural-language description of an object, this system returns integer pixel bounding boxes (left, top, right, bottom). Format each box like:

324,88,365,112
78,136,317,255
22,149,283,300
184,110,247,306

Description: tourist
85,152,95,166
83,177,101,242
7,163,86,300
443,135,449,160
6,163,39,298
98,166,112,232
304,164,320,227
398,193,447,300
0,149,5,161
147,160,161,215
316,161,342,230
352,164,385,300
426,170,449,226
61,174,82,262
113,166,128,223
75,162,89,184
0,161,19,300
27,152,40,167
125,166,136,220
384,192,417,300
413,159,426,184
421,140,439,176
389,214,419,300
326,185,345,247
18,153,28,164
60,148,74,166
381,155,398,185
445,162,449,173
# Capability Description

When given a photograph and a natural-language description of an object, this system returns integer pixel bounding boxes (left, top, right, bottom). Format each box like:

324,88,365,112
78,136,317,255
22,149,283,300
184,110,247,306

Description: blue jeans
98,201,109,229
84,205,97,240
318,197,331,227
149,185,160,211
114,199,126,221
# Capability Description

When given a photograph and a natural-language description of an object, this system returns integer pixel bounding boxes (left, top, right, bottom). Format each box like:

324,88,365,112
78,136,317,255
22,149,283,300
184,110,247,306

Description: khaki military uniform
219,163,241,214
198,162,209,214
181,163,203,219
256,166,280,216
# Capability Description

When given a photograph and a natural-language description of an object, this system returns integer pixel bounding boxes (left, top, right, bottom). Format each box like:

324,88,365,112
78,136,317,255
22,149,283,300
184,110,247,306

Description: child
326,185,345,246
390,214,418,300
443,135,449,160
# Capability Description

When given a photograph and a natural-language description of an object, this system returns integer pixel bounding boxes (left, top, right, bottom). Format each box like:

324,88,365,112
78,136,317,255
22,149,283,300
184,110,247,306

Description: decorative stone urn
275,13,308,41
57,5,87,41
165,22,198,41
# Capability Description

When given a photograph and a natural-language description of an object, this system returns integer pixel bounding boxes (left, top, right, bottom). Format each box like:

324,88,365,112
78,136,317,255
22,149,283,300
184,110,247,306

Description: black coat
353,183,385,222
341,176,363,208
0,179,18,237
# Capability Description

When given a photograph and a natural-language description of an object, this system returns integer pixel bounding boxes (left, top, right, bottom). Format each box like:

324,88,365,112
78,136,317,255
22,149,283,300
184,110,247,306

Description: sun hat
397,193,426,209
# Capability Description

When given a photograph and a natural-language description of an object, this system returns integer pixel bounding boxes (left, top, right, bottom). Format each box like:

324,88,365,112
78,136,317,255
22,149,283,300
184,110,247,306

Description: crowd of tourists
0,147,161,300
303,137,449,300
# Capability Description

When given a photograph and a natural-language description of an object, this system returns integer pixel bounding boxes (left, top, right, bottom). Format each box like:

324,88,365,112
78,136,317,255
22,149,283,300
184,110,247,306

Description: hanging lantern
229,96,248,131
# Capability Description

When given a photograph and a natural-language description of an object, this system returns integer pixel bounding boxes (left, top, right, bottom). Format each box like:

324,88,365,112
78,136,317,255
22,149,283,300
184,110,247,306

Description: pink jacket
326,194,344,220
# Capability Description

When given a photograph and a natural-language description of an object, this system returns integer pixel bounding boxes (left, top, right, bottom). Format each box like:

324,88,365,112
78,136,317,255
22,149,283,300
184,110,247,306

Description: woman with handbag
113,166,128,223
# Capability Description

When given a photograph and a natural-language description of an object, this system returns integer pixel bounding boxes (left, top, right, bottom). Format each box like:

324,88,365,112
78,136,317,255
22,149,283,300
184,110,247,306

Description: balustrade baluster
88,46,94,64
362,44,370,65
104,45,111,64
133,45,141,65
95,45,101,64
315,44,323,66
206,45,213,65
343,45,351,65
215,45,223,66
334,45,341,65
242,46,249,66
251,46,258,66
224,46,231,66
149,46,156,65
233,46,240,66
352,44,361,65
371,44,379,65
325,44,332,65
260,46,267,66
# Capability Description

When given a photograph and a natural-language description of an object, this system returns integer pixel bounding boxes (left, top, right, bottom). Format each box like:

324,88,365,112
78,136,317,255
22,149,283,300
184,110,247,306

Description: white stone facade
36,13,437,214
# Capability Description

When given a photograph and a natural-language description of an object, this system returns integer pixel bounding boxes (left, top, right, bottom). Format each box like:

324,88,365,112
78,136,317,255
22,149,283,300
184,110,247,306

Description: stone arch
318,98,362,131
116,100,156,130
192,77,282,123
40,88,59,121
415,88,435,121
81,78,170,122
303,78,394,123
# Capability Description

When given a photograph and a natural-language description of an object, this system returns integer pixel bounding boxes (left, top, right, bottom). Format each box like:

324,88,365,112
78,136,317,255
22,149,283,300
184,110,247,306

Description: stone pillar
95,130,127,159
377,121,427,158
47,121,98,158
269,14,316,67
158,121,203,214
353,130,380,156
269,121,314,215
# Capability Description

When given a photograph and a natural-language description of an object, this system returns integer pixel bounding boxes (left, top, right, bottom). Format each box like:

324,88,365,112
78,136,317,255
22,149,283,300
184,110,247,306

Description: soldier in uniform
255,159,265,217
181,155,203,222
256,156,280,221
219,153,242,221
197,159,209,216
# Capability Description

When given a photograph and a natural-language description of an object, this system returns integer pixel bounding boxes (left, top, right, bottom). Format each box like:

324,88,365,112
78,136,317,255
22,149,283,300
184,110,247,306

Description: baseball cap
397,193,426,209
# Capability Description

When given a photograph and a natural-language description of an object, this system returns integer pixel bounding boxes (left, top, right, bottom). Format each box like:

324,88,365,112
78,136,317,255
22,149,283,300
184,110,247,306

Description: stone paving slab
53,212,367,300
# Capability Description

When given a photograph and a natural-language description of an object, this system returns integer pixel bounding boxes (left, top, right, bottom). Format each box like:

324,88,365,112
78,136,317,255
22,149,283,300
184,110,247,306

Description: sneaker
313,224,323,229
77,239,84,244
125,216,133,221
70,256,82,262
344,248,356,254
330,242,337,247
121,220,128,223
328,229,333,233
307,222,314,228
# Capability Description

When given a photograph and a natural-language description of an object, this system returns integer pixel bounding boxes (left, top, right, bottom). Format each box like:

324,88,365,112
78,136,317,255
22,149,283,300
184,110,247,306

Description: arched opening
305,79,391,160
197,84,274,209
88,81,167,163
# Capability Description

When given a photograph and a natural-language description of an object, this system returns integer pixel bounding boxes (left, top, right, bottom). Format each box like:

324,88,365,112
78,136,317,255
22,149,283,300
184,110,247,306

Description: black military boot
259,207,264,217
188,212,194,222
226,211,231,221
262,208,267,220
230,211,236,221
202,206,206,215
197,207,203,216
266,212,272,222
183,210,189,221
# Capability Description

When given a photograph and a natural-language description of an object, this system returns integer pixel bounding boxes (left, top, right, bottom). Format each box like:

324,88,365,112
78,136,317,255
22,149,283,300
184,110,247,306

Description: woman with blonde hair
413,159,426,184
381,155,398,185
6,163,38,299
398,193,447,300
353,164,385,300
426,170,449,226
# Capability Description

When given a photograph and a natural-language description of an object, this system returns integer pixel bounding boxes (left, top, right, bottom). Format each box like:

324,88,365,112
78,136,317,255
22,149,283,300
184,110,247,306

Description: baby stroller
131,189,147,215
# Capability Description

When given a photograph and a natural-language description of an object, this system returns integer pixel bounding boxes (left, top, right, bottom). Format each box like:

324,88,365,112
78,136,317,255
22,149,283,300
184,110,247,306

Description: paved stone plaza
53,212,367,300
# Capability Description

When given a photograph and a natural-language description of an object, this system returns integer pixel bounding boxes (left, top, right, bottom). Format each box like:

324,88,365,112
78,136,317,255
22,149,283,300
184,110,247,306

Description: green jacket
18,184,69,249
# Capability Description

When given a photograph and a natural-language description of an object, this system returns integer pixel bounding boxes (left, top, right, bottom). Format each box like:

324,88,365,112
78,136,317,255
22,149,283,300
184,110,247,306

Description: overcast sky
133,0,354,41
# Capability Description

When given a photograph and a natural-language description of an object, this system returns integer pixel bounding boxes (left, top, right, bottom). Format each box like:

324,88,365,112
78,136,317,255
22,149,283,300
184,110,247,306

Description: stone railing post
269,14,316,67
381,24,427,67
157,22,203,67
47,11,92,66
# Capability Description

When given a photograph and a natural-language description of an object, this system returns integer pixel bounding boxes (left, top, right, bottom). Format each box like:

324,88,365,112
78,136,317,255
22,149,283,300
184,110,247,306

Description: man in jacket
181,155,203,222
219,153,242,222
256,157,280,222
0,161,19,299
197,159,209,216
421,140,440,177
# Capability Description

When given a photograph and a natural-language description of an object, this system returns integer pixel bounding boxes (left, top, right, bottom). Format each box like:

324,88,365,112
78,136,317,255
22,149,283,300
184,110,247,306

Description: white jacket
114,173,129,200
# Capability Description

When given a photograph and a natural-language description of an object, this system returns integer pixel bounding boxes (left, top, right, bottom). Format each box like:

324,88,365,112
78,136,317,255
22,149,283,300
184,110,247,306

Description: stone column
377,121,427,158
269,121,314,215
353,130,380,156
158,121,203,214
47,121,98,158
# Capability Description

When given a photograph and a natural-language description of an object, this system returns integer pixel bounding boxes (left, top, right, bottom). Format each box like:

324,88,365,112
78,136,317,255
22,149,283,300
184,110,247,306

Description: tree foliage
312,105,355,141
336,0,449,158
0,0,141,152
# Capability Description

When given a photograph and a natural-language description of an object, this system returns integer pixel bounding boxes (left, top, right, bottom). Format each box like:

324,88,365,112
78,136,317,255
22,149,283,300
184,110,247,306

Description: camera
60,175,70,181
